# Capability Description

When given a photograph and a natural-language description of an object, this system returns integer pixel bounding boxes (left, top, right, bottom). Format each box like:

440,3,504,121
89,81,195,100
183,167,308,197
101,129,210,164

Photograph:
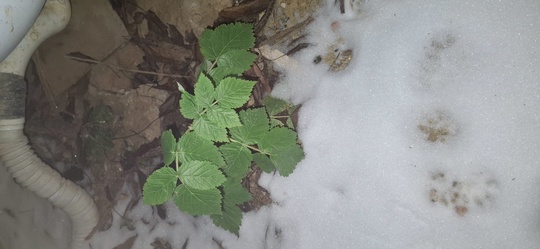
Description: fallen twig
65,53,188,79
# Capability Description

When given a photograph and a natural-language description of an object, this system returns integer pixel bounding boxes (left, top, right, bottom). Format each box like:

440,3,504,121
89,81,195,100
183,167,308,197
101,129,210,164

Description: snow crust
0,164,70,249
90,0,540,248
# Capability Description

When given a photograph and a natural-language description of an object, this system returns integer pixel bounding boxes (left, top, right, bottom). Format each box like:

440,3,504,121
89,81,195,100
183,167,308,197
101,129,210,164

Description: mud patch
416,31,458,90
428,171,498,216
417,110,459,143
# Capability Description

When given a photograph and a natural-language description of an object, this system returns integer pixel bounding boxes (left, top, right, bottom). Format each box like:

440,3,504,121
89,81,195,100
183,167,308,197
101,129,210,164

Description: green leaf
143,167,178,205
253,153,275,173
178,161,226,190
229,108,269,144
177,132,225,167
161,130,177,166
270,118,283,128
173,185,222,215
194,74,215,107
263,96,289,116
200,60,211,72
212,178,250,235
208,67,230,83
270,145,304,176
219,143,253,180
258,127,298,154
286,117,295,128
192,116,229,142
209,50,257,83
180,92,201,120
199,23,255,61
205,105,241,128
222,179,252,205
210,201,243,236
216,50,256,76
215,77,256,109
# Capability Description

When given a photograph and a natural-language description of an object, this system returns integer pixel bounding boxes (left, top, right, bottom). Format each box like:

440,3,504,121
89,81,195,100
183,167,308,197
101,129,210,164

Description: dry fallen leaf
113,235,137,249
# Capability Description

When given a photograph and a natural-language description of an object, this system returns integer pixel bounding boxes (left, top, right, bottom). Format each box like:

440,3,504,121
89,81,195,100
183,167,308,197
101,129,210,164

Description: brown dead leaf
145,10,169,40
151,237,173,249
113,235,137,249
240,166,272,212
218,0,270,21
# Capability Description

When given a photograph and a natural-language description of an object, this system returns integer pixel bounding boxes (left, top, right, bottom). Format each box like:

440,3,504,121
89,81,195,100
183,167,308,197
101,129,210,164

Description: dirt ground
24,0,327,246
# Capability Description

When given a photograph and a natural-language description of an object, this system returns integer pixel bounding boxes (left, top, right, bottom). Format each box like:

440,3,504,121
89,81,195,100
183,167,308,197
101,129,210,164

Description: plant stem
209,60,218,72
229,138,266,154
175,154,179,171
197,100,219,116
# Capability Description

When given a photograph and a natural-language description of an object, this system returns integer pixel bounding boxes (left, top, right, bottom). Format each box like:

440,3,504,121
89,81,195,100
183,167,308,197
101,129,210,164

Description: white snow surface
90,0,540,248
0,163,70,249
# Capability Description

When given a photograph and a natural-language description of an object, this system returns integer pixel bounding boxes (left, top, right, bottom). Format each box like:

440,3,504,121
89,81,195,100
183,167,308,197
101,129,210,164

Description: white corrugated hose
0,1,99,248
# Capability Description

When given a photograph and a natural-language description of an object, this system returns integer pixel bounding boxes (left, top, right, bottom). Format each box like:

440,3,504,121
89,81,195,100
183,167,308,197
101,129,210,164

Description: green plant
142,23,304,235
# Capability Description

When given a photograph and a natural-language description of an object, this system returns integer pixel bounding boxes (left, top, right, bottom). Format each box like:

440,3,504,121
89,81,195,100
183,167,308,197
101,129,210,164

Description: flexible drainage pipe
0,1,99,249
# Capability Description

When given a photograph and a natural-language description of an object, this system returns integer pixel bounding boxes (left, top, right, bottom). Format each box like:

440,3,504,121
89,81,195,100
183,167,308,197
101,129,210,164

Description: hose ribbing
0,0,99,248
0,121,99,248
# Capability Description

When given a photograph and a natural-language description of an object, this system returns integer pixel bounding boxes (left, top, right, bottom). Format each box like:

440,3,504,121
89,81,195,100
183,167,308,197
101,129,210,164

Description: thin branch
65,54,189,79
